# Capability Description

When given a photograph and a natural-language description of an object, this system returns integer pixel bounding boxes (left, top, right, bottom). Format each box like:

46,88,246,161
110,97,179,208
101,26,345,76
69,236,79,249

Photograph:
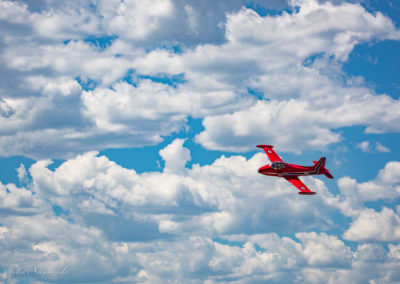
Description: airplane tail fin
313,158,334,179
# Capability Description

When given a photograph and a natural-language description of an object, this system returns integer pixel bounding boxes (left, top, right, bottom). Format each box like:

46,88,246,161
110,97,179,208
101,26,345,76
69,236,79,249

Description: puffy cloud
172,2,398,152
159,138,191,174
355,243,386,262
196,90,400,152
230,0,399,60
0,213,140,282
343,207,400,242
377,161,400,185
25,145,335,237
2,40,134,86
336,161,400,203
1,142,400,282
0,182,41,214
98,0,287,47
195,100,342,152
81,79,250,132
0,143,329,281
99,0,174,41
299,242,400,284
1,0,399,158
333,176,363,217
296,232,352,267
0,0,398,159
324,161,400,225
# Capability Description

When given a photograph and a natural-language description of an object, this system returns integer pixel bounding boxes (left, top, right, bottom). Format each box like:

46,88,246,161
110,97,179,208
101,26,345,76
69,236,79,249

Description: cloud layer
1,141,400,282
0,0,399,158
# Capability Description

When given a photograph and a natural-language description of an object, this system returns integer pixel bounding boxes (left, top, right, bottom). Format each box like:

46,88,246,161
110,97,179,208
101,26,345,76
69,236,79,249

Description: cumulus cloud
0,143,328,282
1,141,400,282
25,145,336,238
180,1,400,152
296,232,352,267
343,207,400,242
159,138,191,174
0,182,41,214
0,0,399,157
336,161,400,203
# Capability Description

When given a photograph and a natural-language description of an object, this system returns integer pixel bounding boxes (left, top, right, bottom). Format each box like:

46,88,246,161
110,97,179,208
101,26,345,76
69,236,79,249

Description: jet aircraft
257,145,333,195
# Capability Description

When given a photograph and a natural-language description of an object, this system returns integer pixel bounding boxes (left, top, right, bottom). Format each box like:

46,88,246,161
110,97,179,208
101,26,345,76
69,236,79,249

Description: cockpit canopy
271,162,285,170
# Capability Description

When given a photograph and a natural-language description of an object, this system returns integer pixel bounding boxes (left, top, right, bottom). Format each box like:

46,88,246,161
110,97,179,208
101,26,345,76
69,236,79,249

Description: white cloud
100,0,174,41
195,100,342,152
81,79,249,132
177,2,400,152
325,161,400,224
355,243,386,262
0,0,399,158
336,161,400,203
0,1,30,24
296,232,352,267
16,163,29,184
0,145,329,281
0,0,102,40
2,41,134,85
1,143,400,282
357,140,391,153
376,142,390,153
378,161,400,184
25,145,335,237
0,214,138,282
298,241,400,284
333,176,363,217
0,182,41,214
343,207,400,242
159,138,191,174
357,140,371,152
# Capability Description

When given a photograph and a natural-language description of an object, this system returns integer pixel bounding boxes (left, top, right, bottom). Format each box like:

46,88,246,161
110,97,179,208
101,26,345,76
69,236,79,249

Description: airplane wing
256,145,282,162
284,176,316,195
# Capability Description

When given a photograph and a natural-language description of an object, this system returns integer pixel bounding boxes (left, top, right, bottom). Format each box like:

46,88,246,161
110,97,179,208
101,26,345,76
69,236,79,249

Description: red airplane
257,145,333,195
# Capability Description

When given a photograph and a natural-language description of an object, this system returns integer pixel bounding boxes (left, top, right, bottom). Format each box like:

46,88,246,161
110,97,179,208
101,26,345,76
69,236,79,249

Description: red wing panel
284,176,316,195
256,145,282,162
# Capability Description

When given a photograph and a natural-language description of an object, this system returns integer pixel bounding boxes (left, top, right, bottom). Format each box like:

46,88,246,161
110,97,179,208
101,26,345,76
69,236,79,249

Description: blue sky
0,0,400,283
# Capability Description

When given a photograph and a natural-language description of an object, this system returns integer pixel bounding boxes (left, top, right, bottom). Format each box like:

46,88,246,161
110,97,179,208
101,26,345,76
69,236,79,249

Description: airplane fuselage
258,162,324,177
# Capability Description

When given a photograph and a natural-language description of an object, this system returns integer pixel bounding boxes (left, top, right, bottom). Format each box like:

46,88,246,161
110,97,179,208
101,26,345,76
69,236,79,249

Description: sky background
0,0,400,283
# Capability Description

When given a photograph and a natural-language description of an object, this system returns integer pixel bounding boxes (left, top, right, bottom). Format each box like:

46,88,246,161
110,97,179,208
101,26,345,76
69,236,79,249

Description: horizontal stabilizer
298,191,316,195
256,145,274,148
324,170,334,179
